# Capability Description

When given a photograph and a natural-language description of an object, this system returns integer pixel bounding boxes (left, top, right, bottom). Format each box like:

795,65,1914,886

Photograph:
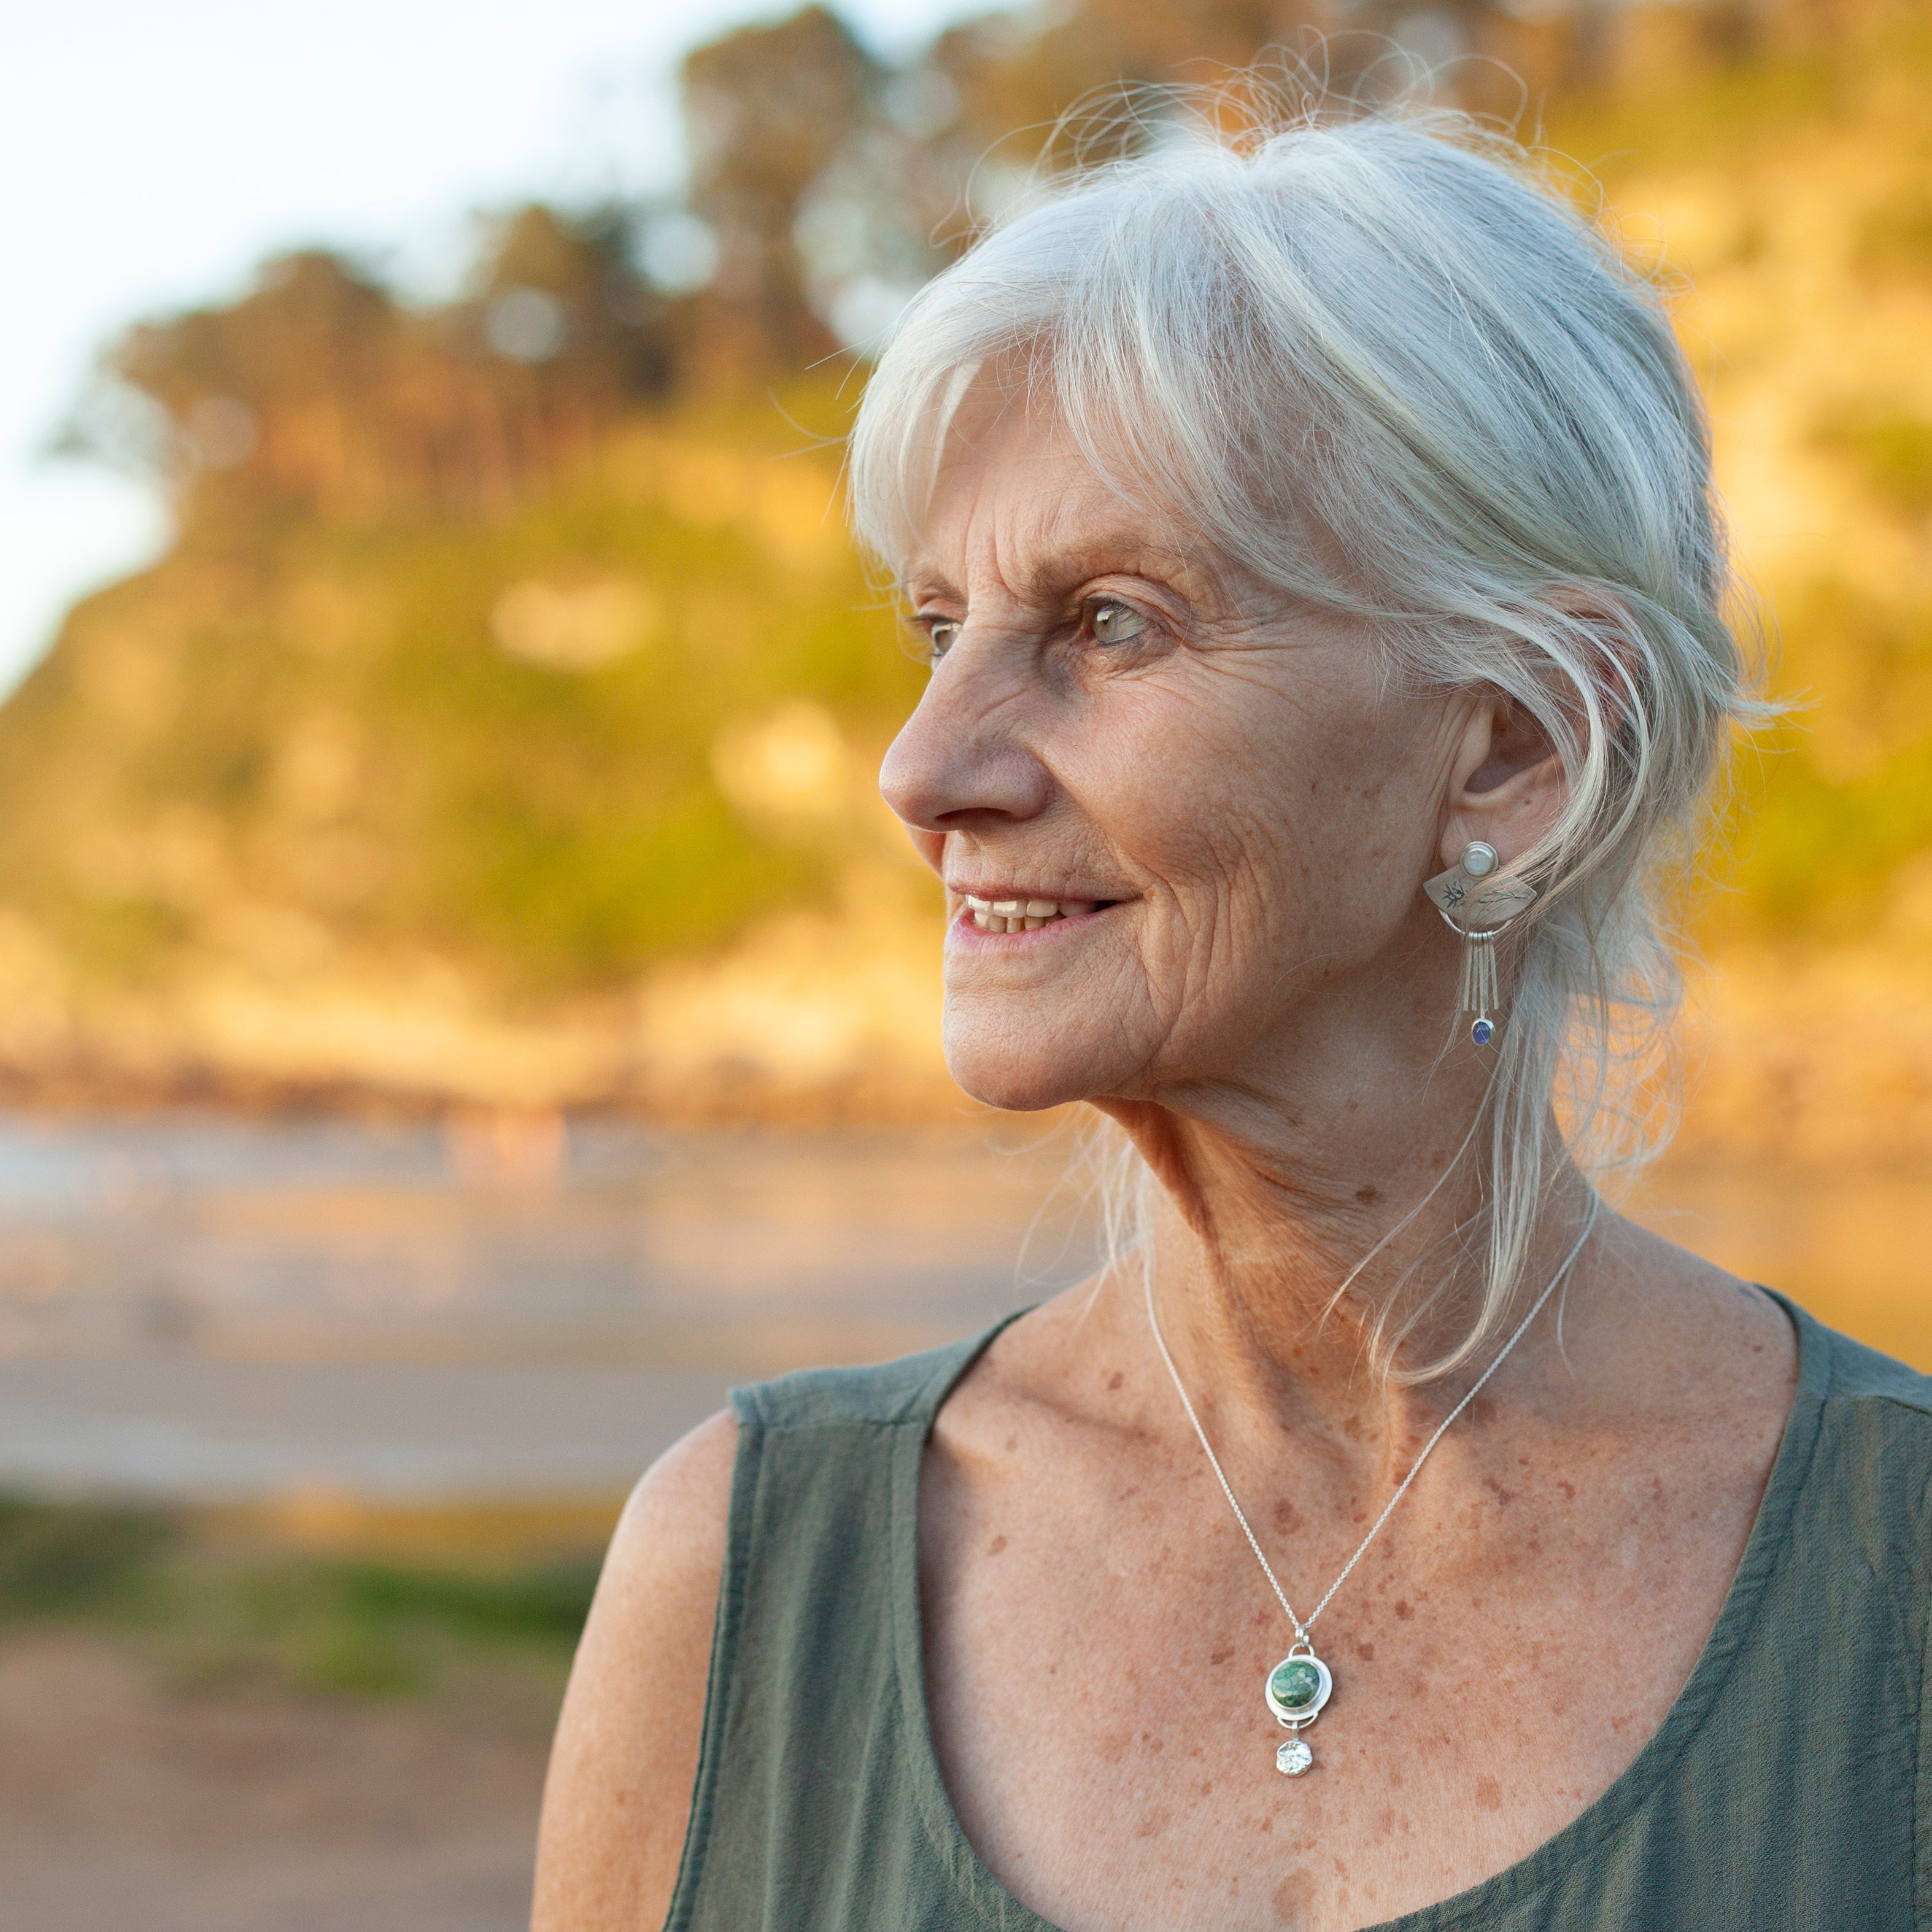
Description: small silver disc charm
1276,1736,1313,1777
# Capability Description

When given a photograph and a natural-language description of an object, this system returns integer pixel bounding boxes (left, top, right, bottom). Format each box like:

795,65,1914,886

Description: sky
0,0,970,694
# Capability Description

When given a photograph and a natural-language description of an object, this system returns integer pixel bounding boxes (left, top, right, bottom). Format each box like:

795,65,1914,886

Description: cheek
1069,686,1317,916
1066,676,1439,968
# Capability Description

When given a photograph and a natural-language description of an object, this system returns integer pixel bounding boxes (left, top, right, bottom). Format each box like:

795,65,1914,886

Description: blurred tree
6,0,1909,1080
62,0,1790,507
682,6,882,368
61,212,676,530
470,203,672,391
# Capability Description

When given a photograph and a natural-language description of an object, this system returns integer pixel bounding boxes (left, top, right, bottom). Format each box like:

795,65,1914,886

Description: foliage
2,377,922,994
9,0,1925,1030
0,1492,599,1705
1814,411,1932,521
1546,9,1932,941
214,1551,601,1698
0,1494,176,1617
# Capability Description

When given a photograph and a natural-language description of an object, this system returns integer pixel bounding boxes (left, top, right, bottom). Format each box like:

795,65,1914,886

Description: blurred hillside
0,0,1925,1148
1550,5,1932,1162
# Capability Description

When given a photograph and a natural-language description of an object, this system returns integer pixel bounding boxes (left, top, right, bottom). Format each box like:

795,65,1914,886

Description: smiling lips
959,894,1101,933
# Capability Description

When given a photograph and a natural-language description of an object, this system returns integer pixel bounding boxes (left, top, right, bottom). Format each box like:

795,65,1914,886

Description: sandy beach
0,1627,546,1932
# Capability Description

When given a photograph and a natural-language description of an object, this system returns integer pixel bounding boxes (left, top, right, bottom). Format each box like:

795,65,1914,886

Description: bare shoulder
1586,1213,1799,1472
532,1407,738,1932
928,1277,1148,1472
1610,1215,1795,1370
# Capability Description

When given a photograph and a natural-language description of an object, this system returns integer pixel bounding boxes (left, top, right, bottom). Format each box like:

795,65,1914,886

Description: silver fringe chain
1421,843,1539,1049
1456,929,1501,1042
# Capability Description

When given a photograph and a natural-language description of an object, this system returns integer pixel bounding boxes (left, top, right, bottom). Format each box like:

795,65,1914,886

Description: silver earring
1422,841,1537,1046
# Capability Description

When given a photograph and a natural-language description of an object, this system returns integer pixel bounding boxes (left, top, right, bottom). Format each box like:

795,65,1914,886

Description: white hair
848,91,1763,1379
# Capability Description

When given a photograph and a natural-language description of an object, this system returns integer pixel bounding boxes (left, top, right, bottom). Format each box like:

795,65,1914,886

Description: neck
1095,1084,1602,1444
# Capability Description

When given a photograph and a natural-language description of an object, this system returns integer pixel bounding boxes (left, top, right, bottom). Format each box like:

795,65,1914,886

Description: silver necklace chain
1143,1207,1596,1645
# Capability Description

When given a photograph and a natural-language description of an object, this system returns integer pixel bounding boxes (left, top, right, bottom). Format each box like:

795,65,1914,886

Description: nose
879,653,1053,835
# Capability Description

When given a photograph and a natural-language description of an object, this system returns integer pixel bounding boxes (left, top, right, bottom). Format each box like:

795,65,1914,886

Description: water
0,1112,1095,1501
0,1111,1923,1502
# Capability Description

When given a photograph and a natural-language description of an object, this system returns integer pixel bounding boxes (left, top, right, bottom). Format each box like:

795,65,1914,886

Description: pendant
1265,1646,1332,1777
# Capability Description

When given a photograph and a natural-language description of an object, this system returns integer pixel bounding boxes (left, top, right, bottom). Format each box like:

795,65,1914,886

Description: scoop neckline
888,1288,1828,1932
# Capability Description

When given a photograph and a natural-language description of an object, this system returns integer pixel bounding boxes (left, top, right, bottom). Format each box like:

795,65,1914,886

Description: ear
1437,692,1566,874
1436,587,1638,874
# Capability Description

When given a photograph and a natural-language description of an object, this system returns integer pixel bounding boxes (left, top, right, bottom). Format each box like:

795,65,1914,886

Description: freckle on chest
1272,1867,1315,1922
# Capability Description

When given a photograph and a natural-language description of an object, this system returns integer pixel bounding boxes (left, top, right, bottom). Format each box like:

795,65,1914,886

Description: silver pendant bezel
1264,1650,1333,1727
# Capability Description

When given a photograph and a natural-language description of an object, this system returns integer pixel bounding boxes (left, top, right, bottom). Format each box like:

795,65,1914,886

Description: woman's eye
1089,600,1150,646
923,619,961,662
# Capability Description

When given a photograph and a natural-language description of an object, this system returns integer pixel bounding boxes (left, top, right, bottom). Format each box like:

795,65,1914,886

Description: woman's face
879,388,1476,1116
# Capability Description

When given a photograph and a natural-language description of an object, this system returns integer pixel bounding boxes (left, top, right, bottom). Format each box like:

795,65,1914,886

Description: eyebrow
904,536,1201,606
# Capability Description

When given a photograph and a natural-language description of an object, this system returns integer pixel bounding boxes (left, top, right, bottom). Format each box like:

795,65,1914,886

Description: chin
942,1005,1137,1113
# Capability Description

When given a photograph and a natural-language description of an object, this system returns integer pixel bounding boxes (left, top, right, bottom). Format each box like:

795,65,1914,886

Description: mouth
953,891,1118,935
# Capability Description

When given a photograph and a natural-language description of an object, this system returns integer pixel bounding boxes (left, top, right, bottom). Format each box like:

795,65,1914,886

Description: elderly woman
534,104,1929,1931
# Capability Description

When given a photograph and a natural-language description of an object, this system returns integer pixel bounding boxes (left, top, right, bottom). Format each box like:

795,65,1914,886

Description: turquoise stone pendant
1265,1647,1332,1777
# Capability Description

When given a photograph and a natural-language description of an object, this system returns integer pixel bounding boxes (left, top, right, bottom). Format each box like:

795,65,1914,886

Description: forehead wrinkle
916,375,1234,605
928,369,1238,597
920,493,1208,616
995,460,1192,595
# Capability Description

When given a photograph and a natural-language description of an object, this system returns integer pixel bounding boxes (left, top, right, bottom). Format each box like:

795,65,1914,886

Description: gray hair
848,94,1762,1378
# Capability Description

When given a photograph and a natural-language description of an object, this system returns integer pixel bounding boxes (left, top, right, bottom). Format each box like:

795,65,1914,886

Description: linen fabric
665,1294,1931,1931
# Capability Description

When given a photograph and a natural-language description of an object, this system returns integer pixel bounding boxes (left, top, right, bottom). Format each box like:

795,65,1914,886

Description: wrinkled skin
881,384,1559,1289
532,385,1798,1932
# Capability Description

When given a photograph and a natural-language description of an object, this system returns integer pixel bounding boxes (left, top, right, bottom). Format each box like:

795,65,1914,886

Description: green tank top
665,1294,1932,1930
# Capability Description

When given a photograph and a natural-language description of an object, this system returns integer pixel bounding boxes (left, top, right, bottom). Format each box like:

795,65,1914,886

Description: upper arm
532,1407,738,1932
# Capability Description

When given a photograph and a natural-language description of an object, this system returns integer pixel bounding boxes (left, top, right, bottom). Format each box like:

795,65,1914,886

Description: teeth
964,896,1103,933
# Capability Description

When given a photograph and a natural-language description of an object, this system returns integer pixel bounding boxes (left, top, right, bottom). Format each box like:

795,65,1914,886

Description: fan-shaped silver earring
1423,841,1538,1046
